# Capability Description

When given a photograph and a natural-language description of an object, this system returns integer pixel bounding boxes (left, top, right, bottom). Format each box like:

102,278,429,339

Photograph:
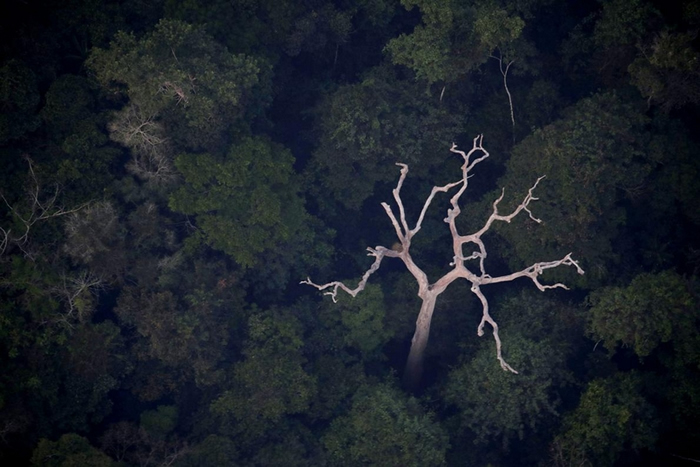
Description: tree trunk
402,293,438,391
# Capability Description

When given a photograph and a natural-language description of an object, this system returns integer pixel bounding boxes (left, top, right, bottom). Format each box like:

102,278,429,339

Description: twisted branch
303,136,583,382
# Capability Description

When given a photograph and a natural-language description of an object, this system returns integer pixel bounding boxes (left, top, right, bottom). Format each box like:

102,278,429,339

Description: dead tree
0,155,89,259
302,135,584,391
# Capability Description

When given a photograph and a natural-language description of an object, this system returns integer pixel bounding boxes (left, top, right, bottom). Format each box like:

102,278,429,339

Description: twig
491,52,516,144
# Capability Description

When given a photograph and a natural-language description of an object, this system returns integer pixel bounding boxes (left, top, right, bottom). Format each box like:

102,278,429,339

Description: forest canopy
1,0,700,466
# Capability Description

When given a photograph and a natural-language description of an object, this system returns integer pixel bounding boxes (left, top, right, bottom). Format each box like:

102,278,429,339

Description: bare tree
0,155,88,259
302,135,584,390
107,104,178,185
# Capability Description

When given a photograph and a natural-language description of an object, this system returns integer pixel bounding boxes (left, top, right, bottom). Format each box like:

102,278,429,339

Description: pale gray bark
302,135,584,390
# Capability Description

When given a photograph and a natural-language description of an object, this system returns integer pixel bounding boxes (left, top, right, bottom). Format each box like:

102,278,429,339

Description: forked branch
301,246,400,302
303,136,583,389
1,155,89,257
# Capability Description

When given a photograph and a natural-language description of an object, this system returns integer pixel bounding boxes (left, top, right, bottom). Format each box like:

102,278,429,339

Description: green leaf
323,382,449,466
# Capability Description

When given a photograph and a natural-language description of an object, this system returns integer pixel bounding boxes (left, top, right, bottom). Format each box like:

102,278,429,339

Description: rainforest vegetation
1,0,700,465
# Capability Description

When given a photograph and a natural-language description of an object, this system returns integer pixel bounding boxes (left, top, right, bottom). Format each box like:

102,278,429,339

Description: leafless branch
108,106,167,150
0,226,8,257
301,246,399,302
108,105,178,185
0,156,89,257
471,284,517,372
303,136,583,387
491,52,516,143
670,453,700,464
450,175,545,274
53,270,105,325
160,81,189,106
380,135,490,249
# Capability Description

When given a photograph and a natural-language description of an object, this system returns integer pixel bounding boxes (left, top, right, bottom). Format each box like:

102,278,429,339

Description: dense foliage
1,0,699,465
